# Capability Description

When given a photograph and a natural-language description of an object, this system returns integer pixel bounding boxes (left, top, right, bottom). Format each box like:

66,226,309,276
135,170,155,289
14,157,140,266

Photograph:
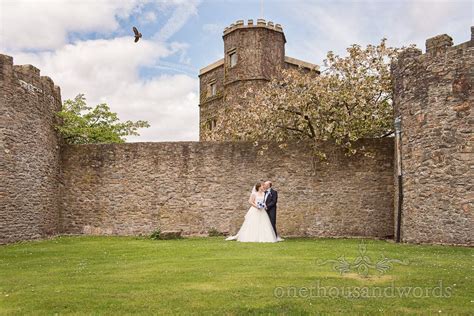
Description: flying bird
133,26,142,43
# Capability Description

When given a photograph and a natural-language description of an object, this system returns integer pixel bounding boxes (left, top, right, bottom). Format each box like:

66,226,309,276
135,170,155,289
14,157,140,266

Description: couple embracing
226,180,283,243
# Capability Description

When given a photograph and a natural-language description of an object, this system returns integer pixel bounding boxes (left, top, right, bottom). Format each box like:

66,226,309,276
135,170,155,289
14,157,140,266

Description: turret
222,19,286,85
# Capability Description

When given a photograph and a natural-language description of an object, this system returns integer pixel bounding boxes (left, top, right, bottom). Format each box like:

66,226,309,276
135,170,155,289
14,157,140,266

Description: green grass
0,236,472,315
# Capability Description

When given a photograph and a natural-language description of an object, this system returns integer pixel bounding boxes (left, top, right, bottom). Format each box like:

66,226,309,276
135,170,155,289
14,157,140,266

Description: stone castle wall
392,29,473,245
59,139,394,238
0,54,63,244
1,27,472,246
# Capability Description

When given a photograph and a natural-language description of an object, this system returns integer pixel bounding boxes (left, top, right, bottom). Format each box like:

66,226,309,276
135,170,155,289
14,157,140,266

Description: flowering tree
205,39,408,159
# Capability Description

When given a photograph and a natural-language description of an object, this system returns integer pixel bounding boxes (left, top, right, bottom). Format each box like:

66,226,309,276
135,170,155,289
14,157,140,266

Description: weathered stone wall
0,54,63,244
59,139,395,238
199,64,224,138
392,29,473,245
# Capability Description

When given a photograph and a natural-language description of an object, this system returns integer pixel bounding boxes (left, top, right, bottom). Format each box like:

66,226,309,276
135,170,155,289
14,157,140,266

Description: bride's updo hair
254,182,262,192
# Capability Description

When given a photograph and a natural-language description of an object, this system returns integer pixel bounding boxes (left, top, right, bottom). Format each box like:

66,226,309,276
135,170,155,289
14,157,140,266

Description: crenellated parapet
223,19,284,38
0,54,61,105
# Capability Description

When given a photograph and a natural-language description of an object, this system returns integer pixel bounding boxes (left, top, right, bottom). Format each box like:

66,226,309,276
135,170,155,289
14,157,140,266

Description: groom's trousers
266,208,277,236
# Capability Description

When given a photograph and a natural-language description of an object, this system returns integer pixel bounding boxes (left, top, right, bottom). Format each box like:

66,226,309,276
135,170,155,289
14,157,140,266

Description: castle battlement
394,27,473,65
0,54,61,102
223,19,283,37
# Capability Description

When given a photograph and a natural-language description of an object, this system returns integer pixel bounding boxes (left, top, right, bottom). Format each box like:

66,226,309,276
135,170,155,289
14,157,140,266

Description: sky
0,0,472,142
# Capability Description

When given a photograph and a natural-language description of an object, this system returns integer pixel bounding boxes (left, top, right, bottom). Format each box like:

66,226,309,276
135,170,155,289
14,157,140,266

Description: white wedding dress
226,192,278,243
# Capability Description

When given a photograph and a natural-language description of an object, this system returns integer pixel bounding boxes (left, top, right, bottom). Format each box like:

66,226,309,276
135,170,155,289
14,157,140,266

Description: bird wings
132,26,142,43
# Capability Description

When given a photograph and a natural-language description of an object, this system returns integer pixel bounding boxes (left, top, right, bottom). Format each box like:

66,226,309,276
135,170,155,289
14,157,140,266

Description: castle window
208,118,217,130
210,82,216,96
229,51,237,67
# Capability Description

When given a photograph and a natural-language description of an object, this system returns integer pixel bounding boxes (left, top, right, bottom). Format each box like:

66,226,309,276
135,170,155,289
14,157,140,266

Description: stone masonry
392,28,473,245
59,140,394,238
0,54,63,244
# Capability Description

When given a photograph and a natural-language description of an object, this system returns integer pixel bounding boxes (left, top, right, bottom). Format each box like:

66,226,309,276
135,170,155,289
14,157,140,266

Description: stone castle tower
0,54,63,243
198,19,318,140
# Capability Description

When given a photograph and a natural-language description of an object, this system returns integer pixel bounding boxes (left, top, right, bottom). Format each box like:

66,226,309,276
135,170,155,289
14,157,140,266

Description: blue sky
1,0,472,141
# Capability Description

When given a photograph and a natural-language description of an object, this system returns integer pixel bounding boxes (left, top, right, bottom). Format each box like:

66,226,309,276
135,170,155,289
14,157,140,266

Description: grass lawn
0,236,472,315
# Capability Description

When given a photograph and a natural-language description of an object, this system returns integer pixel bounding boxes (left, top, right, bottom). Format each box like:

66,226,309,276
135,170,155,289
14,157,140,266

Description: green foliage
55,94,150,144
149,228,161,240
208,227,225,237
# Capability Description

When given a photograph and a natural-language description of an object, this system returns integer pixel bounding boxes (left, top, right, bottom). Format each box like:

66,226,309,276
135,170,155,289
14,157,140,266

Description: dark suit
265,188,278,236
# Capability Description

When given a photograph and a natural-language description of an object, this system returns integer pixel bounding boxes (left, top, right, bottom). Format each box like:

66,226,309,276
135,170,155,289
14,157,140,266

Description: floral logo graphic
317,241,408,277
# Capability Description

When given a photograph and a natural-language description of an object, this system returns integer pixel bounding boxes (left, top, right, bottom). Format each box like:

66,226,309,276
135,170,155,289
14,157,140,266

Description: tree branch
381,130,394,137
276,125,312,138
278,107,305,117
304,115,316,138
373,90,383,105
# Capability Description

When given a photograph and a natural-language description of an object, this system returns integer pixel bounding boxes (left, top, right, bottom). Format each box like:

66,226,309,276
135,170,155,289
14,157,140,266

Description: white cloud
143,11,158,23
283,0,472,65
108,75,199,142
11,37,199,141
0,0,147,51
154,0,200,41
2,0,202,141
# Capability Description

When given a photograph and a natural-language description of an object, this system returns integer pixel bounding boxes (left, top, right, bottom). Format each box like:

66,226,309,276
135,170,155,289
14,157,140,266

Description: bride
225,182,278,243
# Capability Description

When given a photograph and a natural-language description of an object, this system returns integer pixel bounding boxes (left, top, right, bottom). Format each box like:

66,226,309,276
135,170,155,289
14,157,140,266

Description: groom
263,181,281,240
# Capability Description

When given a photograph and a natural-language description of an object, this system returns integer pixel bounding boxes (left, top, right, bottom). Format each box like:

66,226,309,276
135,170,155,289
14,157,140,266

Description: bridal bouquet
257,201,265,209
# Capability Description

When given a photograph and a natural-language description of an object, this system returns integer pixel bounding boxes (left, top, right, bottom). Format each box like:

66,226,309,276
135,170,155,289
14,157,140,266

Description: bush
208,228,225,237
150,229,161,240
